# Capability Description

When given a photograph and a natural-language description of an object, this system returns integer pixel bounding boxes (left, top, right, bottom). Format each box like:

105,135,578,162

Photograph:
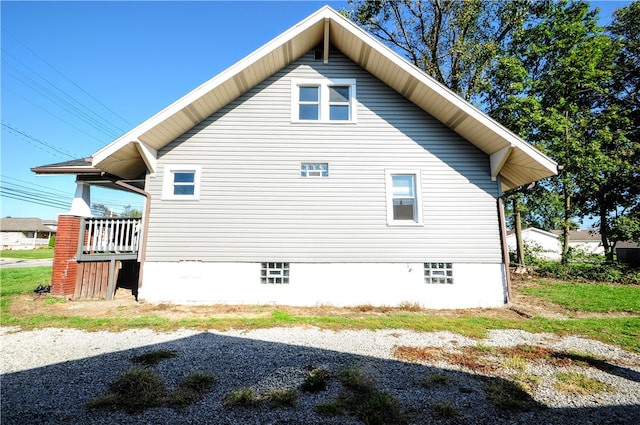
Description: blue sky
0,0,631,220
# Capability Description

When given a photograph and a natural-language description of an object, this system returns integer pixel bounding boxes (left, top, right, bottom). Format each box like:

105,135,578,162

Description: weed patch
554,372,614,395
132,349,177,367
336,367,406,425
223,387,298,409
419,372,452,387
431,401,459,418
483,378,540,411
300,367,328,393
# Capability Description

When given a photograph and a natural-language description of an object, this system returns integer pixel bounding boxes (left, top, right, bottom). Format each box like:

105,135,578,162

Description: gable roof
91,5,557,191
1,217,57,232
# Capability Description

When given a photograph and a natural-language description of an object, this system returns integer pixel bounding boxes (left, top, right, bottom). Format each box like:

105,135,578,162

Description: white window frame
161,165,201,200
385,169,423,226
291,78,357,123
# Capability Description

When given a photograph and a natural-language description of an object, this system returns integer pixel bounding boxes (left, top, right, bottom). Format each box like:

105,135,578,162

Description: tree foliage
344,0,535,103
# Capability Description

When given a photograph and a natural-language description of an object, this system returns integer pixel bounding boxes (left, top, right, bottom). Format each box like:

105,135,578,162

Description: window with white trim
261,262,290,284
301,163,329,177
424,262,454,284
385,170,423,225
162,165,201,200
292,79,356,122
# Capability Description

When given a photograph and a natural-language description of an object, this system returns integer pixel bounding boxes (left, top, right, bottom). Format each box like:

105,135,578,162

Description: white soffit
92,6,557,190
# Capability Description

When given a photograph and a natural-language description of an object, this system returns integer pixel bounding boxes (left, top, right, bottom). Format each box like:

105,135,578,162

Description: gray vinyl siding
145,49,501,263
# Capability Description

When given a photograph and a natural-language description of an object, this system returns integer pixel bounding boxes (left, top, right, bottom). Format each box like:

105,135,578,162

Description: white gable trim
91,6,557,189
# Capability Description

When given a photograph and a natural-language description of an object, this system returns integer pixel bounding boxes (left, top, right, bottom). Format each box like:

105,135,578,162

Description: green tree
488,0,616,264
344,0,535,103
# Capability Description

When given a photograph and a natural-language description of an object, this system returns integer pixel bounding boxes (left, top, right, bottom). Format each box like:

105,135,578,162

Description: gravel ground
1,326,639,424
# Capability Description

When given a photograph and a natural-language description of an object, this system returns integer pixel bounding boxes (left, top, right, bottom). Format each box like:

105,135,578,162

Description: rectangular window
261,262,290,284
162,165,201,200
424,262,454,284
328,86,350,121
298,86,320,120
301,163,329,177
385,170,422,225
292,79,356,122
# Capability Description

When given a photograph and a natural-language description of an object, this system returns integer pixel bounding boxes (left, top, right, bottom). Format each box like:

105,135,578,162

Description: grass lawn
522,280,640,313
1,248,54,259
1,268,639,353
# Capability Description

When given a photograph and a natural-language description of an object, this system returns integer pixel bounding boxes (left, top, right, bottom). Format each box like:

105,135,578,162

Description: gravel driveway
1,326,639,424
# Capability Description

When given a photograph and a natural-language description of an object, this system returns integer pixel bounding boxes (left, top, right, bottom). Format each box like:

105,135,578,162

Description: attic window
162,165,201,200
292,79,356,123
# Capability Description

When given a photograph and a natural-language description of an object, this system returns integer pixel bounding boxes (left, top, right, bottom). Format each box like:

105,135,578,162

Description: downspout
112,179,150,289
497,195,512,303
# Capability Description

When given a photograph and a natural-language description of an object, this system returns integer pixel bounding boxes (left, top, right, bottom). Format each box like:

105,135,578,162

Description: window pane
174,185,195,196
174,172,195,183
299,104,319,120
392,175,414,197
299,86,319,102
329,86,349,102
329,105,349,120
393,199,415,220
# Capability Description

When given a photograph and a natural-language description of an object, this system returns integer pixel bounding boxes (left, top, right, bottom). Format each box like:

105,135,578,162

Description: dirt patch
9,277,634,322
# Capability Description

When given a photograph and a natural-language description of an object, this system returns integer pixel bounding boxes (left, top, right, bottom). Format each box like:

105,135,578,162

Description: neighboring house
506,228,562,261
1,217,57,250
506,228,604,261
32,6,558,308
550,230,604,256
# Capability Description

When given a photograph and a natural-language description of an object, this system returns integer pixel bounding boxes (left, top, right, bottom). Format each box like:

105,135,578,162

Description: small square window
162,165,201,200
261,262,290,284
301,163,329,178
424,262,454,284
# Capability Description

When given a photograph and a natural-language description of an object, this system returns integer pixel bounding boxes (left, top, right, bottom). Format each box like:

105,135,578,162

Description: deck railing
78,217,141,260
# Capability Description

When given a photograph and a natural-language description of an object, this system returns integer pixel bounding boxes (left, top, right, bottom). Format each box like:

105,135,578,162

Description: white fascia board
93,7,334,168
327,8,558,176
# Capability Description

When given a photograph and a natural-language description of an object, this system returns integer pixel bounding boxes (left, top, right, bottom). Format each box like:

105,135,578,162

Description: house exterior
550,230,604,256
0,217,57,250
506,228,605,261
506,228,563,261
33,6,557,307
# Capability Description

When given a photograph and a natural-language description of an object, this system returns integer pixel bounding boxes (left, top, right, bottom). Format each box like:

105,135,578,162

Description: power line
2,122,77,159
2,85,109,145
1,28,134,129
2,56,123,139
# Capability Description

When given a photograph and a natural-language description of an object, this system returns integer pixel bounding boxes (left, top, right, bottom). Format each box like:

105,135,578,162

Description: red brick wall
51,215,81,296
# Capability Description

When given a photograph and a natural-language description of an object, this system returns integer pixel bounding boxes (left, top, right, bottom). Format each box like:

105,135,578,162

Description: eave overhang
91,5,557,191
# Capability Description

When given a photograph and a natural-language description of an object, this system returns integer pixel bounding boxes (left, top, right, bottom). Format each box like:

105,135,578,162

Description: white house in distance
506,228,604,261
33,6,558,308
0,217,57,250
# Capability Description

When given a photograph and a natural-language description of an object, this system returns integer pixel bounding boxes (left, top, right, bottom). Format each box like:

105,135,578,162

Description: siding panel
146,50,501,263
